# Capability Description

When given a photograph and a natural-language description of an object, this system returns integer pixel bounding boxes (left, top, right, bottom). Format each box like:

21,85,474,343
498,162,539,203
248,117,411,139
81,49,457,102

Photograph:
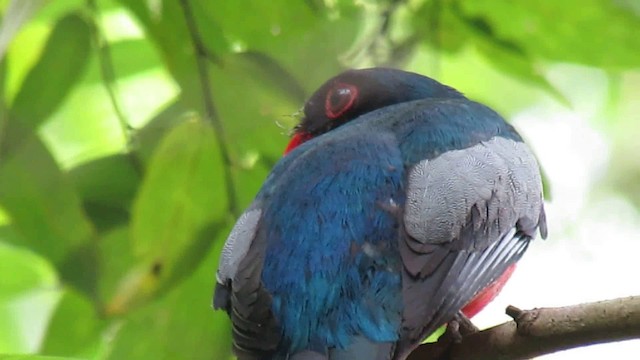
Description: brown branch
409,296,640,360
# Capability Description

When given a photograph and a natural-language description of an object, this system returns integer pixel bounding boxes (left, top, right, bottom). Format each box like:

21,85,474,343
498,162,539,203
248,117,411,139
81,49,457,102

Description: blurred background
1,0,640,359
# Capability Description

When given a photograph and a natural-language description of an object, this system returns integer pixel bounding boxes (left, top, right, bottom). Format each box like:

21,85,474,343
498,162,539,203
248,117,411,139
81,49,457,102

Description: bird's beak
284,131,312,155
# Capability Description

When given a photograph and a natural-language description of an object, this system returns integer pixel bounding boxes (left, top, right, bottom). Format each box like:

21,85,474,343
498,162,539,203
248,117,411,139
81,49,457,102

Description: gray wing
396,136,547,357
213,206,281,359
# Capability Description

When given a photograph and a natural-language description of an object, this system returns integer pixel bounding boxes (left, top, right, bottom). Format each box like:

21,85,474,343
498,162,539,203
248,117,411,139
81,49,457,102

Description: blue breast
258,130,405,353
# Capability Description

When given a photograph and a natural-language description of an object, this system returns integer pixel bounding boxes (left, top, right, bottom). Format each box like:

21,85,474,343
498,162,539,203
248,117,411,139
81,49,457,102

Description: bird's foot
454,311,479,336
442,312,479,343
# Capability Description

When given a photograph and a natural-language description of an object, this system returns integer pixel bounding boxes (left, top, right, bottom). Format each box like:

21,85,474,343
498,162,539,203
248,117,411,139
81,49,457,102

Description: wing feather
395,136,545,358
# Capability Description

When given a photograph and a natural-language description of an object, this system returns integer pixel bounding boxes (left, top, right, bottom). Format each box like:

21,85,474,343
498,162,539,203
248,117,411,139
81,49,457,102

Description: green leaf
68,154,142,231
82,39,164,83
115,0,202,110
235,51,307,104
130,97,191,165
458,0,640,70
40,289,108,359
70,153,141,208
106,239,232,360
0,242,59,353
0,242,57,299
95,225,135,312
132,119,226,257
33,0,85,23
0,132,96,266
0,356,82,360
9,13,91,130
0,0,47,60
423,325,446,343
446,3,570,105
0,57,8,150
200,1,363,88
119,120,226,309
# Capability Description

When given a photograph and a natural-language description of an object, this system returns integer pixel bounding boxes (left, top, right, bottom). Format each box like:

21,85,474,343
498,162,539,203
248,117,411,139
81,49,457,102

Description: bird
213,68,547,360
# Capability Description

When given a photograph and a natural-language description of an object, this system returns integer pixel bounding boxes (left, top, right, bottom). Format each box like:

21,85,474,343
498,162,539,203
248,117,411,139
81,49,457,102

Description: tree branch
178,0,239,216
409,296,640,360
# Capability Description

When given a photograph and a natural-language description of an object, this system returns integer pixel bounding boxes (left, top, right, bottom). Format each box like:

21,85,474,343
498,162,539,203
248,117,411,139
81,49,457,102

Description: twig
409,296,640,360
87,0,132,148
178,0,239,216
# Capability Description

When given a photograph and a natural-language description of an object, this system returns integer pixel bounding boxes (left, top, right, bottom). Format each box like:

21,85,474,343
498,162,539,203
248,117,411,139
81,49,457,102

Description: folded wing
396,136,547,357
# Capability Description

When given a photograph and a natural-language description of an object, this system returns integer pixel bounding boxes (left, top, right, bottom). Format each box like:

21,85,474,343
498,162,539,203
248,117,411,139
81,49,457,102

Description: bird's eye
325,83,358,119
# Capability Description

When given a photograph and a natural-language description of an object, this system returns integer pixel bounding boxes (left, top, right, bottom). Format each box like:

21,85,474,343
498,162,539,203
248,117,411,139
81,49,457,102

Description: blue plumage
260,131,405,352
214,68,546,360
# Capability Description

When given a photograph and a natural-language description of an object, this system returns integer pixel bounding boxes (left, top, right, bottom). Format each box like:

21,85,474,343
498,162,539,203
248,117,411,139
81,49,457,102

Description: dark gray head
297,68,465,136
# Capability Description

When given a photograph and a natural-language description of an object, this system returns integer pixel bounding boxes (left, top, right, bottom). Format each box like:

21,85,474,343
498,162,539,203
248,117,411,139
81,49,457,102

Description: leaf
0,0,47,60
0,356,82,360
131,119,226,257
70,153,141,208
39,289,108,359
68,154,142,231
116,120,226,310
447,3,570,105
0,57,8,150
130,97,190,165
423,325,446,343
82,39,165,83
115,0,202,109
9,13,91,130
33,0,86,23
106,239,233,360
200,1,363,88
0,242,59,353
0,241,58,299
0,131,96,266
457,0,640,70
95,226,135,309
235,51,307,104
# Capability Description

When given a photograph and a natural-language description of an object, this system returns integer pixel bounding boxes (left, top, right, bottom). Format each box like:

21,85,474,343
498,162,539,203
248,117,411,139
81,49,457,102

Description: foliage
0,0,639,359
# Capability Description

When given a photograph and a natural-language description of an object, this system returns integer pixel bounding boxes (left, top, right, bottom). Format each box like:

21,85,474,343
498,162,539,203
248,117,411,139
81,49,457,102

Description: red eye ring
325,83,358,119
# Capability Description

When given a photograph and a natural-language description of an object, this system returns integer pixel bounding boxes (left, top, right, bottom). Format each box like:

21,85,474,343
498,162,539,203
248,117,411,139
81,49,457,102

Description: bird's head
284,67,465,154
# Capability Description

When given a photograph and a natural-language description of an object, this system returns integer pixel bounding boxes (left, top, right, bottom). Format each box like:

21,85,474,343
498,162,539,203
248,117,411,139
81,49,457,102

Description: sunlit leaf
83,39,164,84
0,241,57,298
0,0,46,60
9,13,91,130
0,242,59,354
116,0,202,109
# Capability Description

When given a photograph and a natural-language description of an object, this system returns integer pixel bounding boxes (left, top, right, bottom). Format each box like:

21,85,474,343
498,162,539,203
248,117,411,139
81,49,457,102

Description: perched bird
213,68,547,360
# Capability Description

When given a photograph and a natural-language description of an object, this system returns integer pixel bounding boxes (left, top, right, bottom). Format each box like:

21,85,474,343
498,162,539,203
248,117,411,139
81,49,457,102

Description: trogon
213,68,547,360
